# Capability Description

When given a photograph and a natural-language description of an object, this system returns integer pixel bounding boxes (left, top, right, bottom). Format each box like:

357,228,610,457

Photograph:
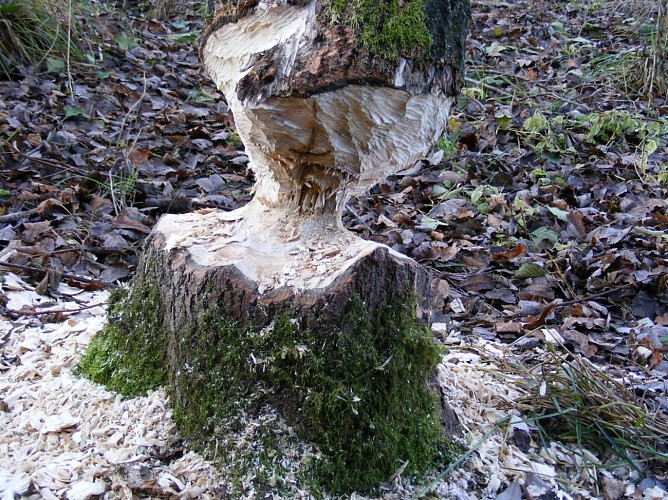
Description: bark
147,211,432,333
86,0,469,492
93,216,454,493
201,0,469,98
200,0,469,219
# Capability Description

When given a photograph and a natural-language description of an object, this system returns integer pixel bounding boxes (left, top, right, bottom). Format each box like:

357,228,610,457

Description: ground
0,0,667,498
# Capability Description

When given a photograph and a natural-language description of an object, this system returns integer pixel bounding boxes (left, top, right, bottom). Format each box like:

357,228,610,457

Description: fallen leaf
567,209,587,239
112,212,152,234
524,300,560,330
491,243,526,262
127,148,151,165
515,262,548,279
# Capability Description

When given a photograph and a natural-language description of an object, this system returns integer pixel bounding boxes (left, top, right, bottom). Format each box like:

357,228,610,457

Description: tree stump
80,0,469,494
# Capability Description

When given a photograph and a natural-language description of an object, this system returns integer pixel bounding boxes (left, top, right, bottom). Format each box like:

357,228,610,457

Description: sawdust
1,272,664,499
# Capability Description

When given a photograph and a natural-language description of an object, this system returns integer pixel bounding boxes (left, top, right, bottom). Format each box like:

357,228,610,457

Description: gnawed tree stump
80,0,469,494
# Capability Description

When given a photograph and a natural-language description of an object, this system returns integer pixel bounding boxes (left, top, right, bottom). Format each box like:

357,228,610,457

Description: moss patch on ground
78,264,451,495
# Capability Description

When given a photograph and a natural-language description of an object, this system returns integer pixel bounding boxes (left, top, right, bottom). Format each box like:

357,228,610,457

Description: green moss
78,260,452,494
208,0,469,67
172,294,449,494
329,0,432,60
76,274,168,396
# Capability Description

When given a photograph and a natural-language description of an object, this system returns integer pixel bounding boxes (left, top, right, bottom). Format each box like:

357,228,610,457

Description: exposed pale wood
194,0,468,292
199,0,463,226
147,218,431,330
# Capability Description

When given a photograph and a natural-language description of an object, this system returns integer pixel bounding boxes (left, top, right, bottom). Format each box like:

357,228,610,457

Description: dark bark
142,228,432,336
201,0,470,99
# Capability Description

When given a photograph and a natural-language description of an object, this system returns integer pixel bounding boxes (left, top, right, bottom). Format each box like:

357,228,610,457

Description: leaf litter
1,0,668,497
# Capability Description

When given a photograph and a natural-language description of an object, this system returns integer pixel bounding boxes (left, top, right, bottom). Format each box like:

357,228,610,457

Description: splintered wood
159,208,419,294
199,0,453,223
190,0,461,295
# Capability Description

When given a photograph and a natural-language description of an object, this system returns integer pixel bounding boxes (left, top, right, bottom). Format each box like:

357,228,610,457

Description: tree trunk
154,211,432,330
80,0,469,494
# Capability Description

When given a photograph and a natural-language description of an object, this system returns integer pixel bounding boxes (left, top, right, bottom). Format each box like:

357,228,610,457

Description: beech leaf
515,263,549,279
531,226,559,246
419,215,441,230
63,105,87,120
548,206,569,221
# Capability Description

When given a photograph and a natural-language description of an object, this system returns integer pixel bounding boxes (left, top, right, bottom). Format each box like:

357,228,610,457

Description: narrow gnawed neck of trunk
251,161,348,221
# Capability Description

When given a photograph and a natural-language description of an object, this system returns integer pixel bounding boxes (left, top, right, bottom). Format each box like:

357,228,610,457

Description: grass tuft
509,347,668,473
591,0,666,99
0,0,93,79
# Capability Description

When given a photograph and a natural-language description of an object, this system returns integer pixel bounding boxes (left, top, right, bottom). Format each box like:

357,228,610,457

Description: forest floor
0,0,667,498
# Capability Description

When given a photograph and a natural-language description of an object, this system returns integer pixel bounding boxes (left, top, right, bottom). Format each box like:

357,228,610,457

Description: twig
109,76,148,215
465,75,593,111
3,301,107,318
555,283,638,308
0,209,36,223
0,262,117,288
466,76,515,99
0,147,88,178
115,74,148,150
52,290,87,304
65,0,75,99
500,270,668,323
554,270,668,309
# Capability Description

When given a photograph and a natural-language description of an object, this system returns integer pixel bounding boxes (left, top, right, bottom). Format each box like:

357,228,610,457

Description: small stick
0,209,36,223
0,261,117,289
555,270,667,309
3,301,107,319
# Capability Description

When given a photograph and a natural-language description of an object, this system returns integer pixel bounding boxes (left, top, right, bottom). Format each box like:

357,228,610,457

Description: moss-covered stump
78,210,457,495
80,0,470,491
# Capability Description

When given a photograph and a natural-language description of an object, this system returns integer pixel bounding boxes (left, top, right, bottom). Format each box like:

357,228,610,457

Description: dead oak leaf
112,213,152,234
567,209,587,239
523,300,560,330
561,329,598,358
413,242,459,262
491,243,526,262
20,221,52,243
34,198,67,218
127,148,151,165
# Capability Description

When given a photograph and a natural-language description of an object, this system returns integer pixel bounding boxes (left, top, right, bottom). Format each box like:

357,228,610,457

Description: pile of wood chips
1,273,666,499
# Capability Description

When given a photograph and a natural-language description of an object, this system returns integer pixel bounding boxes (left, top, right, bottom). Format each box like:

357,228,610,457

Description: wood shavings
2,271,665,498
0,273,226,499
65,481,106,500
41,413,81,434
